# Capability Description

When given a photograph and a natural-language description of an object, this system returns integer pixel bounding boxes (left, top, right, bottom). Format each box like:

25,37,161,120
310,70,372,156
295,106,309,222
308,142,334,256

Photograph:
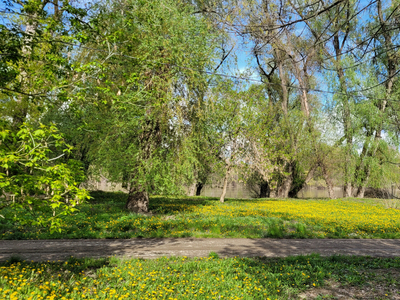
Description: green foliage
2,0,400,206
0,0,90,123
70,0,218,196
0,123,90,232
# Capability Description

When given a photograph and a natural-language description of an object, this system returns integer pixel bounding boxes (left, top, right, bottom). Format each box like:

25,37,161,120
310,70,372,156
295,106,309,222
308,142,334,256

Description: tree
188,0,400,199
291,0,400,197
203,79,249,202
352,0,400,197
0,122,89,232
73,0,217,212
229,0,323,198
0,0,91,126
0,0,94,231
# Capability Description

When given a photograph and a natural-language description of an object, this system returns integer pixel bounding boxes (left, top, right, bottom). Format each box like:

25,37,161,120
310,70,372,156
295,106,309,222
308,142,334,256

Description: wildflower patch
1,192,400,240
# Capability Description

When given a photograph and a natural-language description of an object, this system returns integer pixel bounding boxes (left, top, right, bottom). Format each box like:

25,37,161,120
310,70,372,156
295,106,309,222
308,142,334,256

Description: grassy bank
1,191,400,240
1,254,400,300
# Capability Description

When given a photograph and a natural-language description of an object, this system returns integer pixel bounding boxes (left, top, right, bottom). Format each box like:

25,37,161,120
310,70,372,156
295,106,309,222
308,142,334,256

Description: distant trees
195,0,400,199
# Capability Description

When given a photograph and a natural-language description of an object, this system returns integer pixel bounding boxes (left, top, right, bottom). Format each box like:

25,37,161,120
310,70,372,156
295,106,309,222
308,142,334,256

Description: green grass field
1,191,400,240
1,192,400,299
1,254,400,300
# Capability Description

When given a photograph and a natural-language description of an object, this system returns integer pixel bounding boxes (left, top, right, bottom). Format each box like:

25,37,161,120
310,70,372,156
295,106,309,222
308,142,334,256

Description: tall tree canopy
2,0,400,226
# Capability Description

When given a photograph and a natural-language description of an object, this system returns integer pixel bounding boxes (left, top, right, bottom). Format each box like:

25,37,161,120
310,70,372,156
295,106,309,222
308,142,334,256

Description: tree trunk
277,164,293,198
355,185,366,198
187,183,196,196
276,50,288,115
279,176,293,198
289,163,316,198
291,60,310,118
220,166,230,203
259,180,270,198
344,184,352,197
196,182,203,196
254,51,276,108
126,186,149,213
332,26,353,198
321,164,335,199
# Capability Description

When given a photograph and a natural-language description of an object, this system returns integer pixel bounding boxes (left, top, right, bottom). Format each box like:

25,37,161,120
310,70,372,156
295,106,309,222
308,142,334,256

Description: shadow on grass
2,251,400,299
4,191,399,240
87,191,221,214
0,191,288,239
219,254,400,299
0,255,111,277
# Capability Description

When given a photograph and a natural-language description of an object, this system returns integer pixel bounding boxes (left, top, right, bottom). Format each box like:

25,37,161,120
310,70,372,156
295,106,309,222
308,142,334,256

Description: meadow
1,191,400,240
2,192,400,299
1,254,400,299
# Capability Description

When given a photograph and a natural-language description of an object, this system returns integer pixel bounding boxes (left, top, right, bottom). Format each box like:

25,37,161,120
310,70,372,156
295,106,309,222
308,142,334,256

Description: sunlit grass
1,254,400,299
1,191,400,239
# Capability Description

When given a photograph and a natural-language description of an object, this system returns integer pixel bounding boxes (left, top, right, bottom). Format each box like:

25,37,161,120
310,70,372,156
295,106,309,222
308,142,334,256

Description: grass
1,254,399,299
1,191,400,240
382,199,400,210
1,192,400,299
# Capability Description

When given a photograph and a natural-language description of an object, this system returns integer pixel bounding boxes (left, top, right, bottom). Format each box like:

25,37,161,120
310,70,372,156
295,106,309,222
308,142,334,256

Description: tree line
1,0,400,230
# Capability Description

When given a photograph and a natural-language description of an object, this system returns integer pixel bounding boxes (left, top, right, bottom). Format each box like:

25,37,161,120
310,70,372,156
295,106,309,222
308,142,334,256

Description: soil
298,270,400,300
1,238,400,262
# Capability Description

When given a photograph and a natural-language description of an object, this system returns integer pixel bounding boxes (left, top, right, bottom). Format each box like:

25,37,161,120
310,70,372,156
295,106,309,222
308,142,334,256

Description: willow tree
231,0,322,198
351,0,400,197
77,0,217,212
291,0,394,197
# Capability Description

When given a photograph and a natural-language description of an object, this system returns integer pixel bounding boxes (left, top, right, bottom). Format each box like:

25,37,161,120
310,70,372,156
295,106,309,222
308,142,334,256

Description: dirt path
1,238,400,262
